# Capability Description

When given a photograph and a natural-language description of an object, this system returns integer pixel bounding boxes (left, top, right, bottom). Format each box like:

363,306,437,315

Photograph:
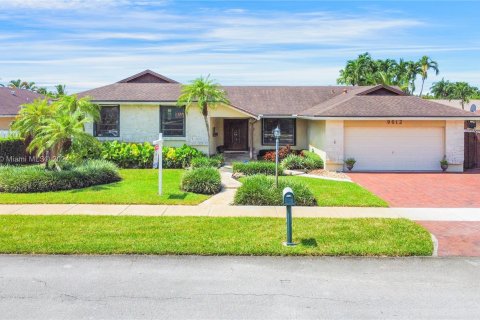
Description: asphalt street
0,255,479,319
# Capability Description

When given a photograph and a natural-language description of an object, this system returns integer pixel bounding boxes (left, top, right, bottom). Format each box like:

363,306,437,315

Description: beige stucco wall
445,120,465,172
307,120,345,171
0,117,14,130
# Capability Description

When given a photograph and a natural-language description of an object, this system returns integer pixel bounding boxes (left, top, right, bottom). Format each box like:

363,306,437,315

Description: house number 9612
387,120,403,124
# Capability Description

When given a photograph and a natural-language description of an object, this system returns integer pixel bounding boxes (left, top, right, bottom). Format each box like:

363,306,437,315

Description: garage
344,125,445,171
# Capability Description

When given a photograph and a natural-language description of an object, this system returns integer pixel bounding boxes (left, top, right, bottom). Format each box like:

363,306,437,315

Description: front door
224,119,248,151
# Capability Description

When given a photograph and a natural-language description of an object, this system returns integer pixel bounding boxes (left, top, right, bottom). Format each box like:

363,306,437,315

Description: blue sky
0,0,479,93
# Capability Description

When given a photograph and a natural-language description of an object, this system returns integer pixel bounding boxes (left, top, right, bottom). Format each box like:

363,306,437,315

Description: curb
430,233,439,257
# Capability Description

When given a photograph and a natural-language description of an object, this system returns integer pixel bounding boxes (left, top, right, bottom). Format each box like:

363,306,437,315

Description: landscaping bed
0,169,209,205
0,215,433,256
236,175,388,207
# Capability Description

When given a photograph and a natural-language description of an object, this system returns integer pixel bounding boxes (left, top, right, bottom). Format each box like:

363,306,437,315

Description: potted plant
440,157,449,172
345,158,356,171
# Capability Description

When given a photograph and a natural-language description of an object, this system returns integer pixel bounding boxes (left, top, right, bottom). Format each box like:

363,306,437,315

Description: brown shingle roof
77,78,478,118
0,87,43,116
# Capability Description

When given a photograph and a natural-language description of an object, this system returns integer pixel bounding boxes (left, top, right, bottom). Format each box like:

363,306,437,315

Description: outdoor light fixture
273,126,281,188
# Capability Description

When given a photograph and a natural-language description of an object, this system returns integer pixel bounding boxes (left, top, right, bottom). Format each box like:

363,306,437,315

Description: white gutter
298,116,480,121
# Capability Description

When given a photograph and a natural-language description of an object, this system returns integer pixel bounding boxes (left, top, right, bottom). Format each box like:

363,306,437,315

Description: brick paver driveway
417,221,480,256
349,172,480,208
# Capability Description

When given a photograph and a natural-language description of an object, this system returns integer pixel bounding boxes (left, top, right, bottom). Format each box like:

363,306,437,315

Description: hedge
0,138,27,164
0,160,121,193
232,161,283,176
234,175,316,206
181,167,222,195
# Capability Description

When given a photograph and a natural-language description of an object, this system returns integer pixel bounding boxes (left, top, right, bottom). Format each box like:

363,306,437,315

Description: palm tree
28,108,96,164
177,76,229,148
22,81,37,91
8,79,23,89
337,52,376,86
54,84,67,97
11,98,56,139
418,56,439,97
404,61,421,95
430,78,453,99
451,82,477,110
55,94,100,123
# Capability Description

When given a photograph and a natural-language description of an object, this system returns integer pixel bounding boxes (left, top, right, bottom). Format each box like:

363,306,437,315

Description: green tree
418,56,439,97
430,78,453,99
450,82,478,110
177,76,229,148
54,84,67,97
8,79,23,88
12,95,99,169
337,52,375,86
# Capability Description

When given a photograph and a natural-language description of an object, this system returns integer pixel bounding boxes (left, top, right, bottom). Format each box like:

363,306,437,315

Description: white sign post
153,133,163,195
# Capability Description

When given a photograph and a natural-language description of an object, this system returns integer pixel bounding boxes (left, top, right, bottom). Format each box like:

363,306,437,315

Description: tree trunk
202,103,210,154
419,79,425,97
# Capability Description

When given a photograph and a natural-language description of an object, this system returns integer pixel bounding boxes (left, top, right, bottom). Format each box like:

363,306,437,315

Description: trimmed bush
0,160,121,193
0,137,27,164
181,167,222,195
281,154,305,170
302,151,324,170
234,175,316,206
191,156,222,169
281,152,324,171
232,161,283,176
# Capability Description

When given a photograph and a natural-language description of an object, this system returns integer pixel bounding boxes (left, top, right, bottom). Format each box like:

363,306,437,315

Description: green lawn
283,176,388,207
0,215,432,256
0,169,209,205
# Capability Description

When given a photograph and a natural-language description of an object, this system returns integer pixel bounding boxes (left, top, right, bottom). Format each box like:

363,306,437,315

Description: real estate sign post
153,133,163,195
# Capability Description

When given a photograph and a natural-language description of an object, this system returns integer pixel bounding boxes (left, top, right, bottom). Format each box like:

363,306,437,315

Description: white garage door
344,126,444,171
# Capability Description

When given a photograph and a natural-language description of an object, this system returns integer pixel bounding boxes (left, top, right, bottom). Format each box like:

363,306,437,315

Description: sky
0,0,479,93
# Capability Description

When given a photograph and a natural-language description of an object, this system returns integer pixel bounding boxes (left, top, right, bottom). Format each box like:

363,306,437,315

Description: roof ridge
117,69,178,84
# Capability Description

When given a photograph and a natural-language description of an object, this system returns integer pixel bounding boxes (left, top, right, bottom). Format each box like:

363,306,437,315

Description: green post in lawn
153,133,164,195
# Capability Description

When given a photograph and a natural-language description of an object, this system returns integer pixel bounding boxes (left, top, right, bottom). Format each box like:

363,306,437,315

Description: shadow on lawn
168,193,188,200
300,238,318,247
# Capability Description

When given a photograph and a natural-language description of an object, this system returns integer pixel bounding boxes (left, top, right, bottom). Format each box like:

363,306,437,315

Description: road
1,255,479,319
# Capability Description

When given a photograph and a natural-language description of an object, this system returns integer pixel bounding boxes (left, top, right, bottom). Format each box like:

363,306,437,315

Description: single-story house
77,70,479,172
0,87,43,136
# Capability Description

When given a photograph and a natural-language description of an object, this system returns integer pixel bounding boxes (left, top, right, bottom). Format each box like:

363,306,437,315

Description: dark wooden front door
224,119,248,151
465,131,480,169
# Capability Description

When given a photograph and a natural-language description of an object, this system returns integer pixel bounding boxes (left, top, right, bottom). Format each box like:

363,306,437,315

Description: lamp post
273,126,281,188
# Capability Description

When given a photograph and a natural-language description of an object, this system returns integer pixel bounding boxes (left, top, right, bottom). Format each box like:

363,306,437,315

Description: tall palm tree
418,56,439,97
177,76,229,148
21,81,37,91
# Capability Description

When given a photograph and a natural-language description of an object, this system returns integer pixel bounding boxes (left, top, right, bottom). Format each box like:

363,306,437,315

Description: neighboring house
0,87,43,136
79,70,479,172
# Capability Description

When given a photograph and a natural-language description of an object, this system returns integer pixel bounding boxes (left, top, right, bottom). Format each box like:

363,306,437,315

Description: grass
0,215,432,256
284,176,388,207
0,169,209,205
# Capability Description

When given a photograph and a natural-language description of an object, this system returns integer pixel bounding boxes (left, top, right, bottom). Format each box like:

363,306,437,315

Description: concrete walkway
1,204,479,221
198,170,241,206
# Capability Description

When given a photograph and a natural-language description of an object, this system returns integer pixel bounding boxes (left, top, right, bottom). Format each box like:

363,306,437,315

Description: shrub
281,154,305,170
234,175,316,206
101,141,154,168
281,151,324,171
233,161,283,176
181,167,222,195
0,137,27,164
191,156,222,169
0,160,121,193
162,144,204,169
302,151,324,170
262,145,296,162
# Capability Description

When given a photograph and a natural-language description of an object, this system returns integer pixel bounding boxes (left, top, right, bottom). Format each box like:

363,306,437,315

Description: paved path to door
349,172,480,208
